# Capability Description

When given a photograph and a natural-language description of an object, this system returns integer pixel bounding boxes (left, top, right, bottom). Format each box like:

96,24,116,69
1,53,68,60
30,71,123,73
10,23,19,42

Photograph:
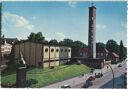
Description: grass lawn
1,64,91,88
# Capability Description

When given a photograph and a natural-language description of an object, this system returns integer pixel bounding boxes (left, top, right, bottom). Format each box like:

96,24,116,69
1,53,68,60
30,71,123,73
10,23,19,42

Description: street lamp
106,63,114,88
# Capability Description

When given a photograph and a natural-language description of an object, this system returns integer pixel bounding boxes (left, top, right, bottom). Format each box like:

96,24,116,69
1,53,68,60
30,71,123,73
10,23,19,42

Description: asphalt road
73,62,126,88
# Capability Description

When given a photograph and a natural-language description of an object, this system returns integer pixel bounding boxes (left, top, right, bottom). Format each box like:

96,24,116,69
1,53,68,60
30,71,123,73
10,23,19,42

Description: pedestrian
95,73,96,76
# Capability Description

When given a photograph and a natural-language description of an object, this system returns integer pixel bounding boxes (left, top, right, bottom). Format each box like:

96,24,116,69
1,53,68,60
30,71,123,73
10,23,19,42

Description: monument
16,52,27,88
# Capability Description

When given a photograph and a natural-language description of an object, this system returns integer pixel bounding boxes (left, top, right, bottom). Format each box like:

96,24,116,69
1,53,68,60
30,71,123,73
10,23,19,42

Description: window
45,48,48,52
51,48,54,52
56,49,59,52
68,49,70,52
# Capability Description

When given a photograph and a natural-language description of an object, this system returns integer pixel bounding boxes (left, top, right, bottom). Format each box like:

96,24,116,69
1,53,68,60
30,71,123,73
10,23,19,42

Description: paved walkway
43,63,119,88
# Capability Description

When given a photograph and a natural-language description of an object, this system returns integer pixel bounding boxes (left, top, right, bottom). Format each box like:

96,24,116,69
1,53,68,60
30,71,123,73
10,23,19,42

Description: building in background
1,40,12,60
14,41,71,68
107,52,119,62
1,35,18,60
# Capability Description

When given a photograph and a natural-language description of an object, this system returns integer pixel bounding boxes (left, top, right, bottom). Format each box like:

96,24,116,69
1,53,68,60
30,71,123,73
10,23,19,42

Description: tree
73,40,87,48
59,39,87,48
27,32,36,42
59,41,65,46
35,32,45,42
27,32,45,43
61,39,74,47
106,40,119,54
119,40,126,61
49,39,58,45
96,42,105,49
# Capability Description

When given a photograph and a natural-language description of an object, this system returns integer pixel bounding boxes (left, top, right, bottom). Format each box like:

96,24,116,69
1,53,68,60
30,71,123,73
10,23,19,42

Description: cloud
68,1,77,8
55,32,66,41
96,24,107,30
3,12,34,30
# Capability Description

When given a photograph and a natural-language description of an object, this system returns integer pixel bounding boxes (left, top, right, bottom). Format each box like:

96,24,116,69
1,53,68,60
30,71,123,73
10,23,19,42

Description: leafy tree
106,40,119,54
49,39,58,45
96,42,105,49
61,39,74,47
59,41,65,46
43,40,49,44
27,32,45,43
28,32,36,42
59,39,87,48
73,40,87,48
35,32,45,42
119,40,126,61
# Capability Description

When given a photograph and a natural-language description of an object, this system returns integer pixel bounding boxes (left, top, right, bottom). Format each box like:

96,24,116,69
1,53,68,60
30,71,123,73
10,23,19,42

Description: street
44,62,126,88
73,62,126,88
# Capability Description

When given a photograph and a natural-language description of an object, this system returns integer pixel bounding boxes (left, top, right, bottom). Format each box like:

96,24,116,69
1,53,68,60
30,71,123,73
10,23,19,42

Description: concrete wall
43,62,49,68
55,47,60,60
29,43,36,66
24,42,30,66
68,48,71,58
49,46,55,60
59,46,64,59
35,44,43,66
14,42,71,68
14,44,20,59
60,60,68,65
43,45,49,61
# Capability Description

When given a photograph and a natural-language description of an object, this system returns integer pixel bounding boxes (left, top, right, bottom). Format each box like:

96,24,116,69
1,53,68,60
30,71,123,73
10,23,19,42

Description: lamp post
106,63,114,88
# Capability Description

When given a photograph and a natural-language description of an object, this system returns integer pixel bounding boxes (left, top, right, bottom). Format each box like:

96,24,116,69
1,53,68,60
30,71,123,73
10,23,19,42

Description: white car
61,84,71,88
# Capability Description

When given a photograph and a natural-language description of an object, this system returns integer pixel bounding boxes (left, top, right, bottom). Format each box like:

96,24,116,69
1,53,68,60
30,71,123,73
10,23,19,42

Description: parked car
118,64,122,67
90,68,94,73
82,80,93,88
88,76,95,81
61,84,71,88
95,73,103,78
111,61,117,64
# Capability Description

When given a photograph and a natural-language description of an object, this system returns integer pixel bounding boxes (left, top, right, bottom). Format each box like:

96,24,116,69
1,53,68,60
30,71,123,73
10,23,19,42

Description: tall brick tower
88,5,96,58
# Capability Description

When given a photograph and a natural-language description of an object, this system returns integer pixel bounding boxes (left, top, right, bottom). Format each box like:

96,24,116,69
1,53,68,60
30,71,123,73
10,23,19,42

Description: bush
27,79,38,87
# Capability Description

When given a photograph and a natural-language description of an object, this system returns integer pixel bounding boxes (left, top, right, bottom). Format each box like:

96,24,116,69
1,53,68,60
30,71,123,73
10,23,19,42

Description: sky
2,1,127,46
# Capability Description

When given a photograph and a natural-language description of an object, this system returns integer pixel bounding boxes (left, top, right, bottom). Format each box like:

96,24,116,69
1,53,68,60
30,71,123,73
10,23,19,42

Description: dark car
61,85,71,88
95,73,103,78
118,64,122,67
90,68,94,73
82,80,93,88
88,76,96,81
111,61,117,64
